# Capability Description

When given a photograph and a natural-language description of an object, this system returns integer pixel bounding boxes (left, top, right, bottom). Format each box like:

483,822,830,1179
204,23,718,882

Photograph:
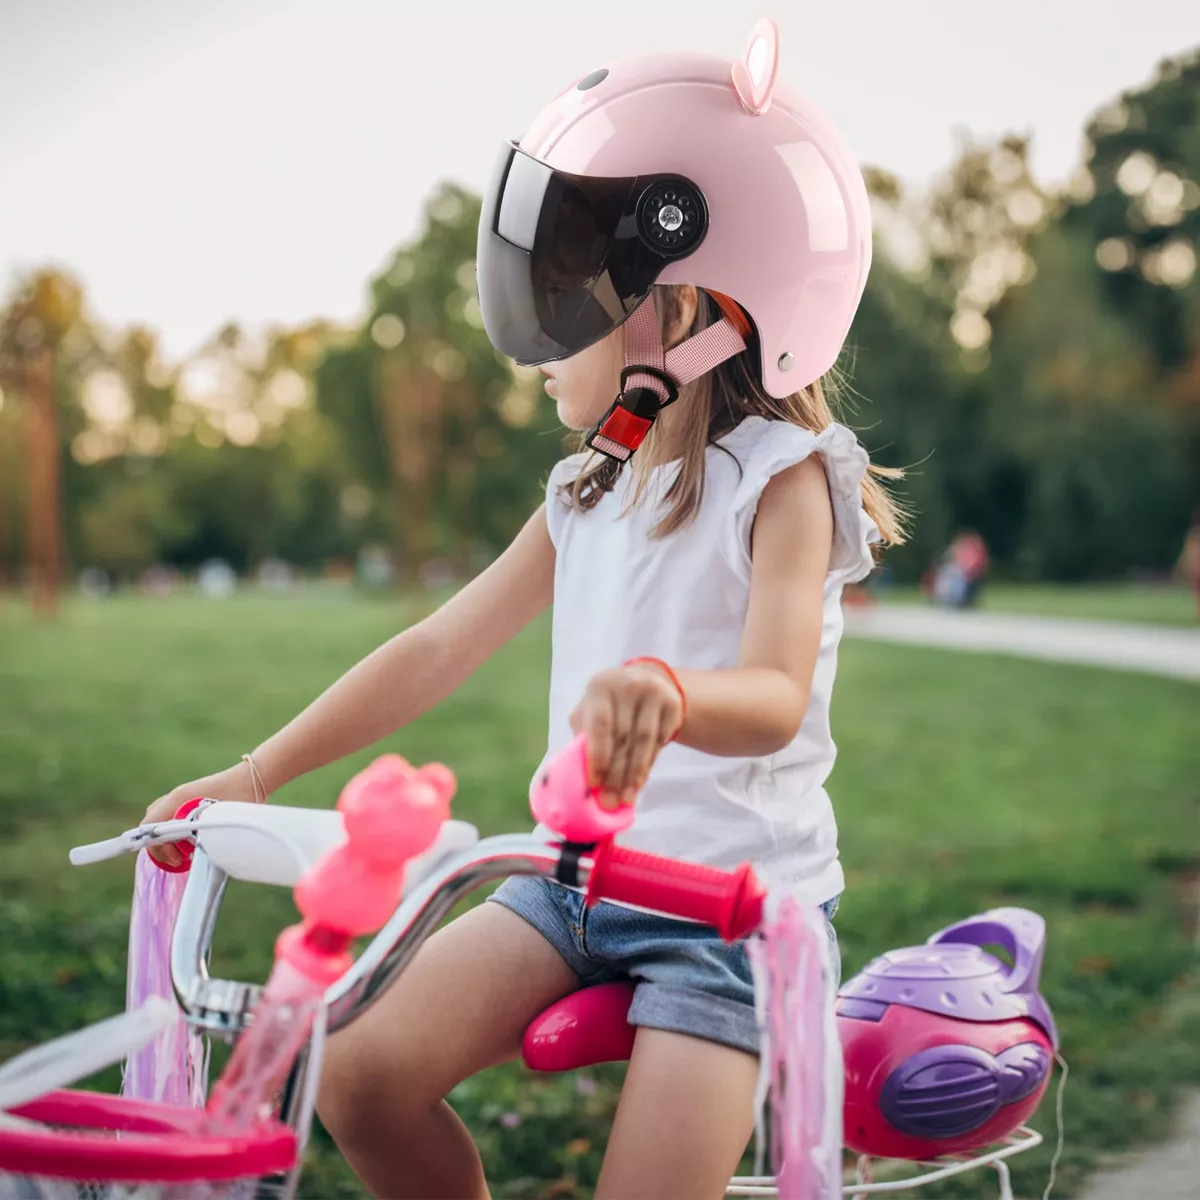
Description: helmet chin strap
586,296,747,463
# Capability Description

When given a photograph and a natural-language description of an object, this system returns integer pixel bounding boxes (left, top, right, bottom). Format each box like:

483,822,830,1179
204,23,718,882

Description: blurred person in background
927,529,989,610
1177,506,1200,619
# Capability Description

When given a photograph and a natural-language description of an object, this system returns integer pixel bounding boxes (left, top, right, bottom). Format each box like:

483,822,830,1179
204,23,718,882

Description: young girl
142,23,903,1199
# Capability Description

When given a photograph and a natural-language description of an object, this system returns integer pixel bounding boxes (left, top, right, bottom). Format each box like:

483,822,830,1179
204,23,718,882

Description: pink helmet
476,19,872,461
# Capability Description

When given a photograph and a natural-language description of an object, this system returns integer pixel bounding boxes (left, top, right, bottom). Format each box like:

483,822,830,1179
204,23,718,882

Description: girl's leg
595,1028,760,1200
317,900,579,1200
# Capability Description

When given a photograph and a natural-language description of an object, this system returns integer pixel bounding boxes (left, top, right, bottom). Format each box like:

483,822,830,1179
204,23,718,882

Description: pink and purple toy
838,908,1057,1160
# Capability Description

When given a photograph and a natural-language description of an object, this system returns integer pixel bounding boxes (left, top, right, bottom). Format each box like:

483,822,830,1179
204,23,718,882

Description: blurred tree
868,133,1051,365
862,79,1197,581
0,269,98,616
856,135,1062,580
0,379,20,588
1060,46,1200,502
12,50,1195,590
1067,48,1200,368
317,184,562,583
66,317,356,579
986,220,1188,578
75,470,188,578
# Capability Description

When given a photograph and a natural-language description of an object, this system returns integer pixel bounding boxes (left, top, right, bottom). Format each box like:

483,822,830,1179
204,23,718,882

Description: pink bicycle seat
523,981,637,1072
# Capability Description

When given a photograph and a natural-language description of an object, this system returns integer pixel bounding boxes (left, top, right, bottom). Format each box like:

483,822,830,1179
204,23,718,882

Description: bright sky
1,0,1196,359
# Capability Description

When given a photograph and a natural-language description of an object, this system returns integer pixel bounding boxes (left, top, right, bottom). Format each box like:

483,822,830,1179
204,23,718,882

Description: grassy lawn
1,592,1198,1198
879,581,1197,627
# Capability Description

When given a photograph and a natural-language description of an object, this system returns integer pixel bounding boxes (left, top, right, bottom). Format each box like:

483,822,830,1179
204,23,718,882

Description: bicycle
0,743,1057,1198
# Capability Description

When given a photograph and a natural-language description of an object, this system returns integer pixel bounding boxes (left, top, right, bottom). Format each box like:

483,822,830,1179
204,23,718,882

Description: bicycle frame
169,833,574,1194
172,832,566,1037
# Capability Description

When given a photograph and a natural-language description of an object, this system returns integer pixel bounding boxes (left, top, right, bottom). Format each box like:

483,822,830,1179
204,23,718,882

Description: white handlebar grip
194,802,347,886
194,803,481,891
68,832,136,866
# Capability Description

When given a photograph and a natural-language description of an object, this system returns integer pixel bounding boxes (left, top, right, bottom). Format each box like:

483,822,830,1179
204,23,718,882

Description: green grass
880,581,1197,626
1,593,1198,1198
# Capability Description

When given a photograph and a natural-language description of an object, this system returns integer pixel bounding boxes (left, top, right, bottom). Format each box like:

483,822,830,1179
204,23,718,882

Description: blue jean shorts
488,877,840,1057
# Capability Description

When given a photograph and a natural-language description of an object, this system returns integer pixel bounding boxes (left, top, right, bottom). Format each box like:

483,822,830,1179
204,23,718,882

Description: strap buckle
585,366,679,463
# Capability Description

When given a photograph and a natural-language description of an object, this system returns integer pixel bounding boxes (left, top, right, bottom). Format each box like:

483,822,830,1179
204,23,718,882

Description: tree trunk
0,421,11,591
446,383,477,576
379,358,444,587
25,347,60,619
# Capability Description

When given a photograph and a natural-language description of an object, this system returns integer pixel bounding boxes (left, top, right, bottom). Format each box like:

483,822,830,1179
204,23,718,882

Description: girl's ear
664,285,699,347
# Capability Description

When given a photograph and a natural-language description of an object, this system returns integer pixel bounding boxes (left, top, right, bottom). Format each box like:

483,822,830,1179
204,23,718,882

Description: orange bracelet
624,656,688,742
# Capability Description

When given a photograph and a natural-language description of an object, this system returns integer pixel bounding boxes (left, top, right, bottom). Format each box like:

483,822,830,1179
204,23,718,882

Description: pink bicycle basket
0,1089,296,1198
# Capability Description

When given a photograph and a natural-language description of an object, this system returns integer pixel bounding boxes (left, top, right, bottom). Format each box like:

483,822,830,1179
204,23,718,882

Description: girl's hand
569,663,683,806
141,762,262,868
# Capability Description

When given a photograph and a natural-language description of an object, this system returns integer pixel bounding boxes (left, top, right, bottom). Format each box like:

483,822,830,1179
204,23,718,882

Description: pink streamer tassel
122,850,209,1106
748,891,844,1200
204,960,325,1131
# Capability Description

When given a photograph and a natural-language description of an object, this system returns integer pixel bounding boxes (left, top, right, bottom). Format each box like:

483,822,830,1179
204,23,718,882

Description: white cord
294,1004,327,1155
747,937,771,1179
0,997,178,1113
1041,1052,1069,1200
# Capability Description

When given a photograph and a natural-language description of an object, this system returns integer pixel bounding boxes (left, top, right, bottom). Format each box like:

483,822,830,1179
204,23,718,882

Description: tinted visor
477,141,705,365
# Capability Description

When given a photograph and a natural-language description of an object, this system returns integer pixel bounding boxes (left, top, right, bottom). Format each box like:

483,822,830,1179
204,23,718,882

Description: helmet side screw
778,352,794,371
658,204,684,232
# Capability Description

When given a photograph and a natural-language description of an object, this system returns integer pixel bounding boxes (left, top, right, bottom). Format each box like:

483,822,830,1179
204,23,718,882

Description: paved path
1076,1091,1200,1200
843,606,1200,682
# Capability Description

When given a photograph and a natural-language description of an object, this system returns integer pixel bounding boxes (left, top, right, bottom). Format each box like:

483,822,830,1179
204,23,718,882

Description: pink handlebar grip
586,843,765,942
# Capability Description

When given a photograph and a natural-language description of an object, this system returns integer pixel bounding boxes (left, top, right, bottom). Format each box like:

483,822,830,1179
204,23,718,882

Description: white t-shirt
534,416,880,906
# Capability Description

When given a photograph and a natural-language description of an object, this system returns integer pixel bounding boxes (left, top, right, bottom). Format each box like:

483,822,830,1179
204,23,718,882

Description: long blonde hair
562,285,907,547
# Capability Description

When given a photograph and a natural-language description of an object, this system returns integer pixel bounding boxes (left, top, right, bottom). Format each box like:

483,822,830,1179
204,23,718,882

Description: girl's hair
561,286,907,547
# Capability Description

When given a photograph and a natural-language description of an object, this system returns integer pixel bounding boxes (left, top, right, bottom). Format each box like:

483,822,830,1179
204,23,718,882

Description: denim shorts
488,877,840,1057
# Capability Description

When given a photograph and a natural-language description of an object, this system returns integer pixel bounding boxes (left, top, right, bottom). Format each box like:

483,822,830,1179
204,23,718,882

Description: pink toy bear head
339,754,455,866
293,755,455,939
530,734,635,844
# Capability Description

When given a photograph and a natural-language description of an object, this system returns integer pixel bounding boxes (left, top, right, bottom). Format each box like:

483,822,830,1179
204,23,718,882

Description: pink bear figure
293,754,455,940
530,733,635,844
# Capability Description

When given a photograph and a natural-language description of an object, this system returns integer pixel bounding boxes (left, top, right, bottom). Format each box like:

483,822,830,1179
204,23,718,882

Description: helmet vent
636,180,706,258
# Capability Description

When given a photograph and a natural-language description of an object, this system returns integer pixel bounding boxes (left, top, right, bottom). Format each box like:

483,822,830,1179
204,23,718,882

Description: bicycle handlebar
168,831,767,1038
585,842,765,941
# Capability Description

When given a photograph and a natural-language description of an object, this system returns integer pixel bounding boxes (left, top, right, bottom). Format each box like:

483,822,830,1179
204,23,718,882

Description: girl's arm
144,506,555,858
573,456,833,798
250,505,556,793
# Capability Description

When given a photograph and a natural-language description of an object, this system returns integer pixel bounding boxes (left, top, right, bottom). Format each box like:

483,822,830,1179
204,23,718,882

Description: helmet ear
731,18,780,115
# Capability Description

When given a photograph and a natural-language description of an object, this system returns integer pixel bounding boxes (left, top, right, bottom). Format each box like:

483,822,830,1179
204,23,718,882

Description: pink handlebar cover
586,842,765,942
149,797,205,873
